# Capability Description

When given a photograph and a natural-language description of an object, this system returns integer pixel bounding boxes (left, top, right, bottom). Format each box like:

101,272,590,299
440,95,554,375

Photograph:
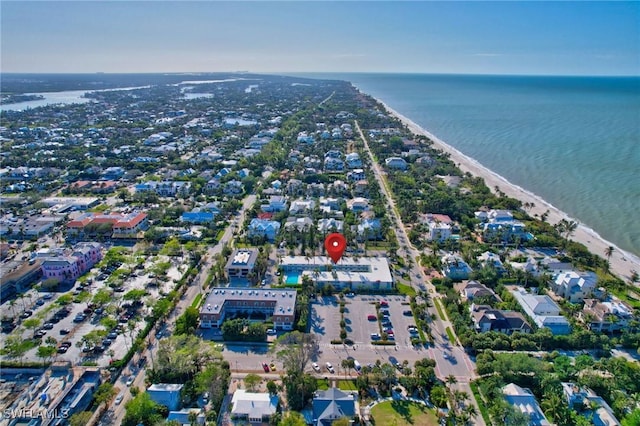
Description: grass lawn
191,294,203,308
337,380,357,391
434,299,446,321
316,379,329,390
370,400,439,426
397,283,416,297
445,327,456,342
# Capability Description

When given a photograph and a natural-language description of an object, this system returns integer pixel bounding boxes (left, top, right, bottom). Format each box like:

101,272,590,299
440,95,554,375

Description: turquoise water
296,73,640,257
285,273,300,285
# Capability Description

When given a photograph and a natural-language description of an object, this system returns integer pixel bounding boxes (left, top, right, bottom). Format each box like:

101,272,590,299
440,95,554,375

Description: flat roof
201,287,297,315
225,248,259,269
280,256,393,284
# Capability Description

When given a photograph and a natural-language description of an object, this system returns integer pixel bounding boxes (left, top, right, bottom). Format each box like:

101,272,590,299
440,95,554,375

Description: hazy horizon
1,1,638,77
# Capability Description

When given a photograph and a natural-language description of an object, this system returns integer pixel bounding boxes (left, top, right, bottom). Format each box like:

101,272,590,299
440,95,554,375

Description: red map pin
324,233,347,264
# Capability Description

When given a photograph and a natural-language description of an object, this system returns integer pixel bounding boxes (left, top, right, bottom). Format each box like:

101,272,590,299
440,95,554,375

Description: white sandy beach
377,100,640,285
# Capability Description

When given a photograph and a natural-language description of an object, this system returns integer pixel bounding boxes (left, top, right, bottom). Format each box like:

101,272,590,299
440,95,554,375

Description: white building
552,271,597,303
503,383,550,426
280,255,393,291
511,287,571,335
231,390,279,424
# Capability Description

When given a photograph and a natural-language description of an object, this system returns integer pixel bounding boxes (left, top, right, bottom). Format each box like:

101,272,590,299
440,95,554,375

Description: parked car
367,315,377,321
42,322,54,330
114,394,124,405
125,377,134,387
312,362,320,372
59,328,70,335
379,300,389,307
325,362,335,374
262,363,270,373
269,362,276,371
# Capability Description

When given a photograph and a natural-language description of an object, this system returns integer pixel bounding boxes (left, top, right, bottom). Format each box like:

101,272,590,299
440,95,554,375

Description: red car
380,300,389,307
262,363,270,373
367,315,377,321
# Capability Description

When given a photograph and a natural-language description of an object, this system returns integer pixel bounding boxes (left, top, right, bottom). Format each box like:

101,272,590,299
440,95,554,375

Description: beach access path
379,101,640,285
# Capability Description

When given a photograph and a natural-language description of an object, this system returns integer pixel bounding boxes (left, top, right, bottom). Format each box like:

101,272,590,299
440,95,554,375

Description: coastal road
355,121,485,424
102,194,257,426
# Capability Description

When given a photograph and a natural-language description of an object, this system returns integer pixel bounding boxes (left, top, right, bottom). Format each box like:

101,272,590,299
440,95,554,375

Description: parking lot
1,252,188,367
310,294,417,348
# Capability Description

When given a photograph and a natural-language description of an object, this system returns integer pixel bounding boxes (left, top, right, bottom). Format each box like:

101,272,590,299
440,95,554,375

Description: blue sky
1,1,639,75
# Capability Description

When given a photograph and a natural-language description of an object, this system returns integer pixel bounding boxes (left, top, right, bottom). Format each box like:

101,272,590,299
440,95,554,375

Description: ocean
296,73,640,258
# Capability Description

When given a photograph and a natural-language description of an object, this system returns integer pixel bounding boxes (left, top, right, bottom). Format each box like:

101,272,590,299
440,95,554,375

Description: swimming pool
285,273,300,285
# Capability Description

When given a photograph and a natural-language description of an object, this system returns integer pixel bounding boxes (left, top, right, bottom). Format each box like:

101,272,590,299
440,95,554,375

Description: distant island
1,93,45,105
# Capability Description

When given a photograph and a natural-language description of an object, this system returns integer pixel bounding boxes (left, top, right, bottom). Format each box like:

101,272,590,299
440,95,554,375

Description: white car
125,377,134,387
114,394,124,405
325,362,335,373
312,362,321,372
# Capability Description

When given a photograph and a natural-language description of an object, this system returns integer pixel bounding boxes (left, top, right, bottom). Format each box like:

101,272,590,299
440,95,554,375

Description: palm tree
604,246,615,272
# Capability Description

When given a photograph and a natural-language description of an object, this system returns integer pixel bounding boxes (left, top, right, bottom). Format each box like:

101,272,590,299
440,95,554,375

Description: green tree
123,392,163,426
267,380,278,395
36,345,56,363
274,331,319,375
431,385,448,408
92,288,113,307
69,411,93,426
94,382,117,405
23,317,42,337
244,373,262,392
174,306,199,335
278,411,307,426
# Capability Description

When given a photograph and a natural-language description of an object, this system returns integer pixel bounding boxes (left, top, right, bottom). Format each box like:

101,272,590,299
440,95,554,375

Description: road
103,194,257,425
355,121,485,424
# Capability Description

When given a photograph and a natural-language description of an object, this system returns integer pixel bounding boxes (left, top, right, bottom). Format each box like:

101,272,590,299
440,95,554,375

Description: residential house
471,304,532,334
581,298,635,333
478,251,506,275
135,181,191,197
225,249,259,284
345,152,363,168
230,390,279,424
312,388,356,426
347,197,370,212
511,286,571,335
248,219,281,242
441,254,473,281
551,271,597,303
223,179,244,196
347,169,366,182
317,218,344,233
289,199,316,215
324,157,345,171
356,218,382,240
503,383,551,426
205,178,220,194
286,179,303,196
284,217,314,232
181,211,217,224
147,384,183,411
562,383,620,426
459,281,499,303
384,157,408,170
319,197,341,214
261,195,288,213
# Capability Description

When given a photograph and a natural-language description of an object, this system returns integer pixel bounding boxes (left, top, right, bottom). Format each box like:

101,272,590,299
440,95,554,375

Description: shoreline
367,94,640,284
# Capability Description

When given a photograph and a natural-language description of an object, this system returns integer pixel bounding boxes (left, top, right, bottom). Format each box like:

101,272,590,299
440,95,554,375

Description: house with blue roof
181,211,216,224
248,219,281,242
312,388,356,426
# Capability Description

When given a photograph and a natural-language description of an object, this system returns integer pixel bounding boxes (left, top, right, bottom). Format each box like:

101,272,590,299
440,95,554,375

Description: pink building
41,242,102,283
